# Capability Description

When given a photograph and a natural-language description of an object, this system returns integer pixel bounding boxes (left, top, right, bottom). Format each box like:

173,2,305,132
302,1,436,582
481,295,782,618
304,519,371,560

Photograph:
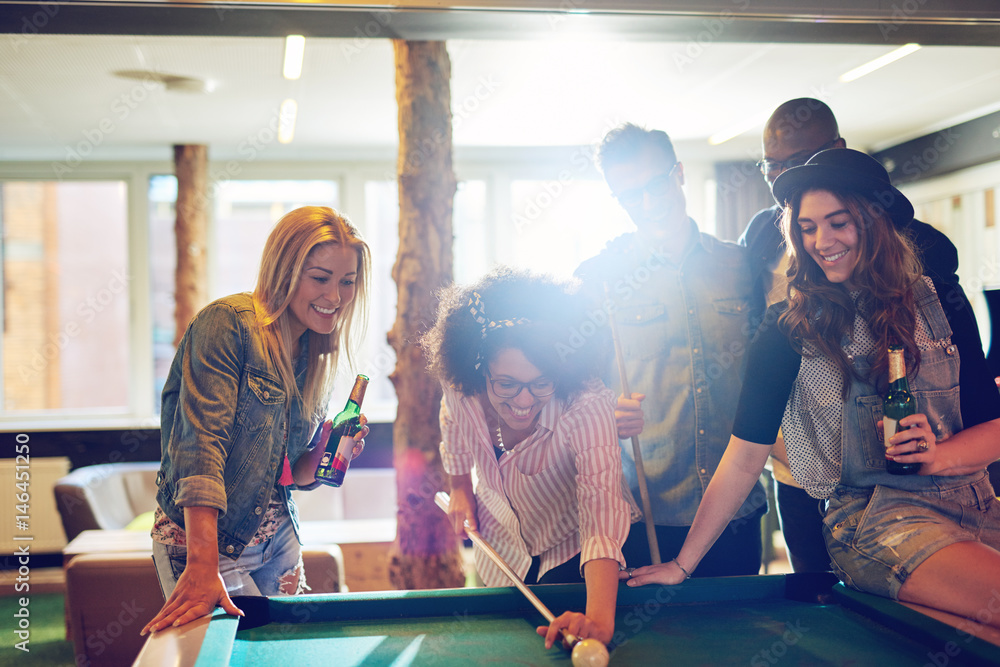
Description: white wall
900,160,1000,353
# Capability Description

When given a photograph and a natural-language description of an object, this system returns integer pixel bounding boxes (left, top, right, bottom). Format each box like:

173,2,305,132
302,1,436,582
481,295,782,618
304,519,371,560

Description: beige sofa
55,462,161,541
55,463,347,667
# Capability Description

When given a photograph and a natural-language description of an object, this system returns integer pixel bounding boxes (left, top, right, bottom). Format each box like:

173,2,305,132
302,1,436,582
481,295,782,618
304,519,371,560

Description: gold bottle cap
350,374,369,405
888,347,906,383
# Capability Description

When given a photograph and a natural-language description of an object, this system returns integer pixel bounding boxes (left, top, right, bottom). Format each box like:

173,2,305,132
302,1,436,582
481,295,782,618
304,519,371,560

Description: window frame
0,160,160,429
0,148,668,430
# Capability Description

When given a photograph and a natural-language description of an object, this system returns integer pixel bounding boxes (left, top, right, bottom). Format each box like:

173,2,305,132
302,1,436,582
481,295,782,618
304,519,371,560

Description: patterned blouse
151,487,287,548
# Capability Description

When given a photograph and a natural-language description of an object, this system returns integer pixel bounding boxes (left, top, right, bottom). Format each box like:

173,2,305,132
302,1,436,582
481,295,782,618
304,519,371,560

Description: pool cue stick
434,492,583,651
605,284,661,566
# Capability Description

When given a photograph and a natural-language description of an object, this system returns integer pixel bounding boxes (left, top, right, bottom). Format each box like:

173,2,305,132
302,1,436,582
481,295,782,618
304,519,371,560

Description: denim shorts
152,514,306,600
823,473,1000,600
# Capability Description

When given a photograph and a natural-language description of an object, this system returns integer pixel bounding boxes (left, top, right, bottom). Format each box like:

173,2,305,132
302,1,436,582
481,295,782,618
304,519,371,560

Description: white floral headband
467,291,529,370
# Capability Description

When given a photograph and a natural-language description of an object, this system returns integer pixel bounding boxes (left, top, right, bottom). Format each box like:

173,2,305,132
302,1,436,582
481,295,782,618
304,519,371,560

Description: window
454,180,489,284
1,180,130,414
358,180,399,420
507,178,631,279
212,180,340,299
1,157,639,426
357,178,490,420
148,176,339,398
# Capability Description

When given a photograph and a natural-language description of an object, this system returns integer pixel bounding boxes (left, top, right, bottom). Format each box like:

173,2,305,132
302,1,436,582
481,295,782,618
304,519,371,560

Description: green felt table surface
191,574,1000,667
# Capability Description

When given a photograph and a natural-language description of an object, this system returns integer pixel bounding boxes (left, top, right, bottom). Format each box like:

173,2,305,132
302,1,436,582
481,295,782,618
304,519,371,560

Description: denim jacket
576,221,767,525
157,293,321,560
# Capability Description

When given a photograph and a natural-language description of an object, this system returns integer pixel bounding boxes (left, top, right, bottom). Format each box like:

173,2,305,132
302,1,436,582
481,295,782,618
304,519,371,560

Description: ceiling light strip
838,43,921,83
708,110,772,146
283,35,305,80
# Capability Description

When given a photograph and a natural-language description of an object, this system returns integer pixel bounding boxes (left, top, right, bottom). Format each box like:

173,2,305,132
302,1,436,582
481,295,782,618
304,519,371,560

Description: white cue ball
571,638,610,667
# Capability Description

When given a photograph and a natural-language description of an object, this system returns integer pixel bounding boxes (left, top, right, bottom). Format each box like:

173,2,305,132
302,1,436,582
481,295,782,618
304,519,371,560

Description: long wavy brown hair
779,188,924,395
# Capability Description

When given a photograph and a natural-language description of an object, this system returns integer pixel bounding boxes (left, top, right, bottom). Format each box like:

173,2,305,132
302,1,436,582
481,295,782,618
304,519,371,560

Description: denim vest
157,294,320,559
839,280,976,492
577,224,766,525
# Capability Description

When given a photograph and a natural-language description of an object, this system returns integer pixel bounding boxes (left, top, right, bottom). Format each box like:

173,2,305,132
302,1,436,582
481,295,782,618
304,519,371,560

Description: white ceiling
2,33,1000,164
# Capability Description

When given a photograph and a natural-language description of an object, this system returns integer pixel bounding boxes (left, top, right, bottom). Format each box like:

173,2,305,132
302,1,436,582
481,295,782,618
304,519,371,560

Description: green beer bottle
883,345,920,475
315,374,369,487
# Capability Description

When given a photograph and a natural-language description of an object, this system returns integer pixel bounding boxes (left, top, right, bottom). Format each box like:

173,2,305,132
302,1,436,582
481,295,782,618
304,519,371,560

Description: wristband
671,558,692,579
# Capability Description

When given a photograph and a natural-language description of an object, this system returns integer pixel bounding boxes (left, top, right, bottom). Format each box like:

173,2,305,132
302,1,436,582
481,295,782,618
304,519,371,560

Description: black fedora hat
772,148,914,228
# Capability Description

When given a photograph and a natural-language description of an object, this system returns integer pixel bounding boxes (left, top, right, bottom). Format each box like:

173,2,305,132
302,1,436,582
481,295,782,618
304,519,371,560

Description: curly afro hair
422,266,611,399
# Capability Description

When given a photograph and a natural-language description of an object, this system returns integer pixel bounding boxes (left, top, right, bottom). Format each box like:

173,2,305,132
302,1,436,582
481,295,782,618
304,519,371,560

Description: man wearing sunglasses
739,98,972,575
576,124,767,578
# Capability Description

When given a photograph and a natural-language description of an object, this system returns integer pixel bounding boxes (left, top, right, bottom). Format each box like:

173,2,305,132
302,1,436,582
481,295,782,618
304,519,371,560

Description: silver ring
627,567,636,578
917,440,929,452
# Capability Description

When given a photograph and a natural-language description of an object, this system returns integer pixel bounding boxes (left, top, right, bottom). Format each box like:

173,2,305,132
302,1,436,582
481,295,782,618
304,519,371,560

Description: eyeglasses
613,162,680,208
756,138,841,177
486,373,556,399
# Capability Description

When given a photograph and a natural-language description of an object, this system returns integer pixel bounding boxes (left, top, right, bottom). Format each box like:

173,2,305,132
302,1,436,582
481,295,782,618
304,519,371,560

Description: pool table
133,573,1000,666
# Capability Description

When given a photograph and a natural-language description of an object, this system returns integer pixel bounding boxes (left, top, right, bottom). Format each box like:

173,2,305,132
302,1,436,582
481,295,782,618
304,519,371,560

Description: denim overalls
821,280,1000,599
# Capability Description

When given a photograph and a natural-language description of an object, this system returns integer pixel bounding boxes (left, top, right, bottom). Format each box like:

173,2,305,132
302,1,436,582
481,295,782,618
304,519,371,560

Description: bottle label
884,417,902,451
315,376,367,487
330,435,355,473
316,421,360,486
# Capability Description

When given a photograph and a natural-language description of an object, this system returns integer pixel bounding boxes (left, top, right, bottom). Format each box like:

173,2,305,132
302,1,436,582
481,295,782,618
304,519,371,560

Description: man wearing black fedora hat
738,98,976,576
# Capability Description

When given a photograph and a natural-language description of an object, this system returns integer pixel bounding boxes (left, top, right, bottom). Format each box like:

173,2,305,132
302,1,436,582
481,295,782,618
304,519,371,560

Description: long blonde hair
252,206,371,419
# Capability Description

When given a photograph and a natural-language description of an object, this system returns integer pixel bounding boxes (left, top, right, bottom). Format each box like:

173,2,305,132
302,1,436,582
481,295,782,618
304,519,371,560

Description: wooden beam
172,144,208,346
4,3,1000,45
387,40,463,590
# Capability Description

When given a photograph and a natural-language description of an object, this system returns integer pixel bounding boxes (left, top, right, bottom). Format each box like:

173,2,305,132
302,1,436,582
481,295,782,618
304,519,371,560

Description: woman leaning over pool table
423,267,641,648
623,149,1000,639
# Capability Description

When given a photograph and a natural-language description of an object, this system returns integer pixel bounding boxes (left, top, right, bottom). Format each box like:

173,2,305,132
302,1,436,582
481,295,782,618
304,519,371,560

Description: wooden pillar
387,40,463,590
172,144,209,345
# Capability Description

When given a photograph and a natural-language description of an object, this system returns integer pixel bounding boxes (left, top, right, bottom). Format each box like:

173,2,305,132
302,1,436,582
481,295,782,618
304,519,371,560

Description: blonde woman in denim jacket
142,206,371,635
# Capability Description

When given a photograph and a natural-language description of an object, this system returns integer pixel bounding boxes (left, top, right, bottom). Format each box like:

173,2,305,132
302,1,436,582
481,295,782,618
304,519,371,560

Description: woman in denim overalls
142,206,371,635
622,150,1000,639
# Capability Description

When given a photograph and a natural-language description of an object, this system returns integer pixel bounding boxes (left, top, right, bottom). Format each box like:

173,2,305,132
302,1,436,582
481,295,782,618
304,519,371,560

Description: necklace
494,418,509,454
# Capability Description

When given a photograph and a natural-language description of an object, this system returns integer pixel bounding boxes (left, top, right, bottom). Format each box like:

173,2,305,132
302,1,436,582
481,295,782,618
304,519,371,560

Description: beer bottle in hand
315,374,369,487
883,345,920,475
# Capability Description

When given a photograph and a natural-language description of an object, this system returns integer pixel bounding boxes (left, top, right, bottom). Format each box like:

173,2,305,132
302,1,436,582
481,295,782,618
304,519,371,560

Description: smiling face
484,347,555,438
796,189,861,288
286,243,359,340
